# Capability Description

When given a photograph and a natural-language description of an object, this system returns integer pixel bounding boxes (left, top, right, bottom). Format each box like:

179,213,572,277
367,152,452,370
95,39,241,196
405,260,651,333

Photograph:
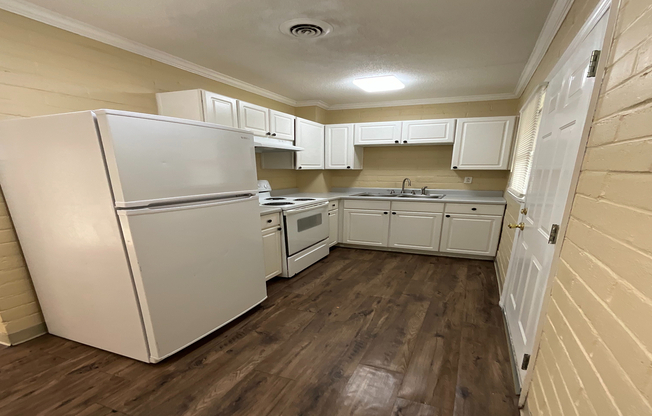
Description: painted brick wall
526,0,652,414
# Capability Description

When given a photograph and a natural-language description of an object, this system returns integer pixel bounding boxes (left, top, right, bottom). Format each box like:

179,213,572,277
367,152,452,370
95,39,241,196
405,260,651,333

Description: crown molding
0,0,572,111
295,100,330,110
513,0,575,97
325,93,518,110
0,0,298,107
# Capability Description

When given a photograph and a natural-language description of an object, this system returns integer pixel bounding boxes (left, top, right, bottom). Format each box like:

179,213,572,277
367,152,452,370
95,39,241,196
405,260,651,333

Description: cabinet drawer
328,200,339,210
343,199,391,210
391,201,444,213
260,213,281,229
445,203,504,216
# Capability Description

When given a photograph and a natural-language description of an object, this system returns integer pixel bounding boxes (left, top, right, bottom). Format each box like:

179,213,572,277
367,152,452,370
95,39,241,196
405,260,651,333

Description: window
508,85,547,199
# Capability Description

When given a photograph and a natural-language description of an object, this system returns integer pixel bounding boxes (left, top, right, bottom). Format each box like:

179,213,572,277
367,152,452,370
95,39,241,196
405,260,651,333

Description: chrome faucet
421,186,428,195
401,178,411,194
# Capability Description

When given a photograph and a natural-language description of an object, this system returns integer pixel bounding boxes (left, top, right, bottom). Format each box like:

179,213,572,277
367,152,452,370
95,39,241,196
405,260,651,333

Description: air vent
280,18,333,39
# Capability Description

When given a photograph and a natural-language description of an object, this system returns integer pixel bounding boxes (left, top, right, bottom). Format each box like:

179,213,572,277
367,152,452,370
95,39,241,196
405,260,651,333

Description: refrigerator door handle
117,194,257,216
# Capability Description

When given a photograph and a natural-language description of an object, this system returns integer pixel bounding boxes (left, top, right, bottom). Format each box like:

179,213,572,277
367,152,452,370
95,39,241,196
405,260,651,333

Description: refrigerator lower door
118,195,267,362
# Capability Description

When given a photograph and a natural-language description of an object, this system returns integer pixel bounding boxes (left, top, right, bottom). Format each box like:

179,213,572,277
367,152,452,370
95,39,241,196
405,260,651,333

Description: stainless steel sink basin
396,194,446,199
352,192,398,198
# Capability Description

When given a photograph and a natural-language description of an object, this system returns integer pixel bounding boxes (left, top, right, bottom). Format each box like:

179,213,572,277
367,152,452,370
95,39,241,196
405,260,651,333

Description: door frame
500,0,619,406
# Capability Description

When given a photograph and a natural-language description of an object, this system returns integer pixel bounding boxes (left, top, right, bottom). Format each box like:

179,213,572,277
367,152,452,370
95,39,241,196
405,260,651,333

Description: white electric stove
258,180,330,277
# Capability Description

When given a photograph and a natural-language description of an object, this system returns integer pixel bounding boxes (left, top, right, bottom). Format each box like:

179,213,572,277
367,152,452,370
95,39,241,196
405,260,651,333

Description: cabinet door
451,116,516,170
343,209,390,247
440,214,502,256
325,124,357,169
328,209,339,247
295,118,325,170
202,91,238,127
354,122,402,145
269,110,296,141
261,226,282,280
238,101,269,136
388,211,443,251
401,119,455,144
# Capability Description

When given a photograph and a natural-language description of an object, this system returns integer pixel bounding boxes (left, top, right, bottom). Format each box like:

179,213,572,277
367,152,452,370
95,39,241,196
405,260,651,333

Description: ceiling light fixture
353,75,405,92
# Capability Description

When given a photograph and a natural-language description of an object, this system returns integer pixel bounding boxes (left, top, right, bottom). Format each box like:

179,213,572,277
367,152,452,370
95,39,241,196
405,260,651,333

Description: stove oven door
284,202,329,256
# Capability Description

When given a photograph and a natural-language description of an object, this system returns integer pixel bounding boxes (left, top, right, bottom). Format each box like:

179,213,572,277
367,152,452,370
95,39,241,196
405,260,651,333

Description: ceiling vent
280,18,333,39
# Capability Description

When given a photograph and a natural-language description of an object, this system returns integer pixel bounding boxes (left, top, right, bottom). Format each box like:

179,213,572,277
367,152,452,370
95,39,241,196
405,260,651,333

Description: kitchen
0,0,651,415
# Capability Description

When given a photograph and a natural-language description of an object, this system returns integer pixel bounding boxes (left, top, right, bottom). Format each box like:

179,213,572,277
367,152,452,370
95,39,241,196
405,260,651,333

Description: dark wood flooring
0,248,519,416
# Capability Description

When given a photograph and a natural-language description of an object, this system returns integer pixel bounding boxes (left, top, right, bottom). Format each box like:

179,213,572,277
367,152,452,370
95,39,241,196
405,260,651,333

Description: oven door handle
284,201,329,215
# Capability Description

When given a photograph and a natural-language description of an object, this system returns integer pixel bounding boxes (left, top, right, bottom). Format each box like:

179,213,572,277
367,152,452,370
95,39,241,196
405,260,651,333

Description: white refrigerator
0,110,267,362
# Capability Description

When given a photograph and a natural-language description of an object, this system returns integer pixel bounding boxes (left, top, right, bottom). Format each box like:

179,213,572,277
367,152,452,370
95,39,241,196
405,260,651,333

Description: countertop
259,188,506,215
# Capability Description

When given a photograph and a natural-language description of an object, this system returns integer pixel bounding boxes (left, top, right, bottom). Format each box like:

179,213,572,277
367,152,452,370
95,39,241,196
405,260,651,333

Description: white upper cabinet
401,119,456,144
451,116,516,170
354,121,402,145
295,118,325,170
325,124,362,170
269,110,296,141
237,101,270,137
155,90,237,128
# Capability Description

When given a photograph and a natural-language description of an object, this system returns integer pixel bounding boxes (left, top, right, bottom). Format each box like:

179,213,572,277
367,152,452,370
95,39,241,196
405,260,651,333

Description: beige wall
0,9,297,344
496,0,652,414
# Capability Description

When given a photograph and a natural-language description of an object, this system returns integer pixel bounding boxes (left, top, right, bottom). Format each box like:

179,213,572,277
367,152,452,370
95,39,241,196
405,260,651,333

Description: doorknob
521,207,528,215
508,223,525,230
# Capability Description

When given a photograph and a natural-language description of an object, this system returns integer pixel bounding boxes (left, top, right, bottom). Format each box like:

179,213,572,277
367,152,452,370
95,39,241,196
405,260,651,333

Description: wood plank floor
0,248,519,416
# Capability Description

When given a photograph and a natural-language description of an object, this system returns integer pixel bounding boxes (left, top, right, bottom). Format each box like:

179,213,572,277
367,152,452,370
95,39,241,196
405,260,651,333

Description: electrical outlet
464,177,473,184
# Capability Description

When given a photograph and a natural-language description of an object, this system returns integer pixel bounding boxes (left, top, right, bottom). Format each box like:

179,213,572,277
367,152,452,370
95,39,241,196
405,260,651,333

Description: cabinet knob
266,132,271,136
347,166,351,169
471,207,477,211
383,212,388,215
272,133,277,136
267,219,272,223
392,212,396,215
403,140,407,144
277,227,281,231
445,215,451,218
453,166,458,169
298,166,302,169
394,140,399,143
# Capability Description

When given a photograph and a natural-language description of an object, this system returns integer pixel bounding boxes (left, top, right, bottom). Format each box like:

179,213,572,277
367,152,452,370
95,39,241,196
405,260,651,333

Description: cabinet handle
392,212,396,215
298,166,303,169
471,207,477,211
394,140,399,143
445,215,451,218
267,219,272,223
403,140,407,144
453,166,458,169
383,212,388,215
272,133,277,136
277,227,281,231
266,132,271,136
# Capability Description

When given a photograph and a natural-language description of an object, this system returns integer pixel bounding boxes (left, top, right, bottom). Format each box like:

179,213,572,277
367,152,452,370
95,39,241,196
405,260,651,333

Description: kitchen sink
396,194,446,199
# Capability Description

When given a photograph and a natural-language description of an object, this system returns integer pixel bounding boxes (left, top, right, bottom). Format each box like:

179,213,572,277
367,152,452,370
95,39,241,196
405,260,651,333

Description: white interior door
119,196,267,362
501,13,608,382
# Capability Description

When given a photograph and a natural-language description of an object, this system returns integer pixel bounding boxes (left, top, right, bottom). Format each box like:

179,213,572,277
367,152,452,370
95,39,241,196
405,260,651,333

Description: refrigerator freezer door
95,110,258,208
118,195,267,361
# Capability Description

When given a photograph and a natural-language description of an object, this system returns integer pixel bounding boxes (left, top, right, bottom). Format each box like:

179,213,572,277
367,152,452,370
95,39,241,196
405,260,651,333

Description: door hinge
587,50,601,78
521,354,531,370
548,224,560,244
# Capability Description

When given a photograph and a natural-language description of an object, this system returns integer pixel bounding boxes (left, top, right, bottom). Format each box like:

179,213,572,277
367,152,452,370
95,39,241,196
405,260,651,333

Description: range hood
254,136,303,152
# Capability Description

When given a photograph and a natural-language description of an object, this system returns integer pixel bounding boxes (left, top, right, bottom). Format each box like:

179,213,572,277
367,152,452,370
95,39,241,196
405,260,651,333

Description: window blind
508,86,547,198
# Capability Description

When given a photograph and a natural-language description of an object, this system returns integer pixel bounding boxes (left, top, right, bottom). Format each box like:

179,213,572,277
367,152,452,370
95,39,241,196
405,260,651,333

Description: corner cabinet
325,124,362,170
439,204,504,256
156,90,238,128
451,116,516,170
295,118,325,170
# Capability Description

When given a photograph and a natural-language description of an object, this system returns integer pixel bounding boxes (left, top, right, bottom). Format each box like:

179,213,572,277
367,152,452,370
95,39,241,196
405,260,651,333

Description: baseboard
3,322,48,345
336,244,495,261
0,332,10,346
494,260,504,296
520,400,532,416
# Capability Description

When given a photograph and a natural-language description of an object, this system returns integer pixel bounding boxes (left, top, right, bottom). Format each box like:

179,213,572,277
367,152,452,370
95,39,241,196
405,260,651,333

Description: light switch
464,177,473,184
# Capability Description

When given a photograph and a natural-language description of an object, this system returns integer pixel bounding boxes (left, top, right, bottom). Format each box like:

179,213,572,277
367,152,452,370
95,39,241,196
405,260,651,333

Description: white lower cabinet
439,213,502,256
261,225,282,280
388,211,443,251
343,209,390,247
328,209,339,247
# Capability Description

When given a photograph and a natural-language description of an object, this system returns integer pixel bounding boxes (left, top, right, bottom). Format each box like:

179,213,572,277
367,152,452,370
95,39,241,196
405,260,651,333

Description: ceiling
22,0,555,107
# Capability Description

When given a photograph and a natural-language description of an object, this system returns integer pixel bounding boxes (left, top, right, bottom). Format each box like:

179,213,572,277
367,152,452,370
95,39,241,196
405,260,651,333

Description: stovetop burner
265,197,286,200
293,198,316,201
263,202,294,206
